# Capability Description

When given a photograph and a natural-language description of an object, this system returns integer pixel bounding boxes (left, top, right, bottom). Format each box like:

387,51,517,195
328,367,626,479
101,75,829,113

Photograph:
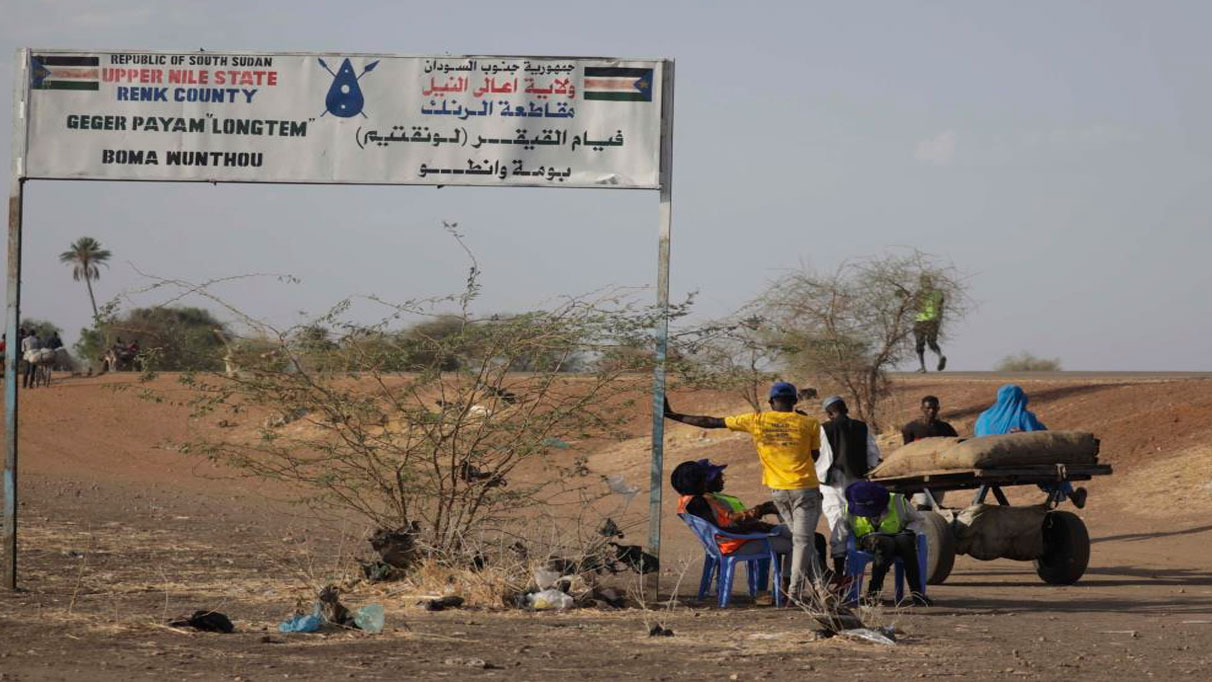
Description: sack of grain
868,437,965,478
871,431,1099,478
951,503,1048,561
940,431,1099,469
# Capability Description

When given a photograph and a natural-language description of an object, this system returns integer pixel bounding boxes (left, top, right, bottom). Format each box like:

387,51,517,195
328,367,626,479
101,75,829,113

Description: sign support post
4,48,30,590
646,59,674,597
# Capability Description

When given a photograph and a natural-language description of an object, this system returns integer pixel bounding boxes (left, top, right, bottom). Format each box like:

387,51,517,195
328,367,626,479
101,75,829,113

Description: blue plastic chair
678,513,785,607
845,532,928,604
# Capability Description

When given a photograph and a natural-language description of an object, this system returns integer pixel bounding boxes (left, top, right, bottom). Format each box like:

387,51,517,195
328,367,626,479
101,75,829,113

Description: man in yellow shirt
665,382,823,597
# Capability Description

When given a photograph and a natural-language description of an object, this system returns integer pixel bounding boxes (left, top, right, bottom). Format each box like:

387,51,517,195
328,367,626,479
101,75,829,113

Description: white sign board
20,51,667,188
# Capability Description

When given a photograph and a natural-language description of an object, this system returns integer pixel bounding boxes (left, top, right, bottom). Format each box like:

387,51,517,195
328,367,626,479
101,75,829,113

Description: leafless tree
757,251,967,427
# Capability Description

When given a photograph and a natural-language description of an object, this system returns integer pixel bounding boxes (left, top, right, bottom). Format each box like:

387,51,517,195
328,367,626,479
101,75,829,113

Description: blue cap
769,382,798,400
846,481,890,518
695,458,727,484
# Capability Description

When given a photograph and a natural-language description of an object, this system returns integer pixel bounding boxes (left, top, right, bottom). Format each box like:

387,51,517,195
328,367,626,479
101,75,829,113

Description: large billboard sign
20,51,667,188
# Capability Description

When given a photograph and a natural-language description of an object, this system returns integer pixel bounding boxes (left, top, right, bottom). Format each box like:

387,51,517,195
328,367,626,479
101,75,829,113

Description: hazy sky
3,1,1211,370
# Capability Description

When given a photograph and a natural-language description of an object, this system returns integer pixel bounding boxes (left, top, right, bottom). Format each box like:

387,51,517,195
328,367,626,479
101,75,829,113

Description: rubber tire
919,510,957,585
1035,510,1090,585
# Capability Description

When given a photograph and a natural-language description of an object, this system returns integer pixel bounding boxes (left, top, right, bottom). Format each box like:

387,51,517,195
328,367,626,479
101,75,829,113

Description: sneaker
754,594,775,606
916,367,927,374
937,356,947,371
909,593,933,607
1070,487,1088,509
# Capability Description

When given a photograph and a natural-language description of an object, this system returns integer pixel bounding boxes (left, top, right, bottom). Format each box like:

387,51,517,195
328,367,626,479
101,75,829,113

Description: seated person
697,458,829,573
975,384,1086,508
842,481,931,606
672,460,791,584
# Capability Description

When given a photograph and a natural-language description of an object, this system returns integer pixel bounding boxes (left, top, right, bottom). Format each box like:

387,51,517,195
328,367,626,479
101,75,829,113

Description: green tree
109,306,228,371
59,237,112,321
995,352,1061,372
20,318,62,340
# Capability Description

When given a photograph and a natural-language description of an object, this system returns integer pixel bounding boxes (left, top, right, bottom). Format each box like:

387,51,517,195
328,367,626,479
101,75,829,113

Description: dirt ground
1,373,1211,680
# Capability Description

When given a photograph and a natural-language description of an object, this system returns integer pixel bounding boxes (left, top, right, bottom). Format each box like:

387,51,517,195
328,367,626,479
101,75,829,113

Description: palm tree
59,237,112,320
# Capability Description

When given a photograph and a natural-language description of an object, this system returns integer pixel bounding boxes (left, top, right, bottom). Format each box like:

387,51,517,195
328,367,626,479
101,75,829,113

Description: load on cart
869,430,1111,585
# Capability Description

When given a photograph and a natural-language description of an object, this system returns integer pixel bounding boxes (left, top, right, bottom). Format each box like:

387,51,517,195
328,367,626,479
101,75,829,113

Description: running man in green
914,275,947,373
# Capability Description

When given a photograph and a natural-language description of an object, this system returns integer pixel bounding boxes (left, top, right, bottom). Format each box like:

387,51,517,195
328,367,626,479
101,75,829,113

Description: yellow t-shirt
724,411,821,490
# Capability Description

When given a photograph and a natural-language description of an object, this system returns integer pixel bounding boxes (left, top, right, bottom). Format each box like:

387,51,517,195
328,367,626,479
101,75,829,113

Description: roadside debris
319,585,354,626
278,586,386,634
370,523,421,571
168,610,234,633
839,627,897,646
605,474,639,503
527,589,575,610
353,604,386,634
278,605,324,633
423,596,465,611
648,624,674,637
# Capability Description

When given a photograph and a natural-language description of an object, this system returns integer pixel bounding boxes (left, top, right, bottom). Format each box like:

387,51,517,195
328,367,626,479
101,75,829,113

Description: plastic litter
527,589,575,610
533,569,562,590
353,604,385,634
542,437,570,449
278,605,324,633
605,474,639,503
839,627,897,646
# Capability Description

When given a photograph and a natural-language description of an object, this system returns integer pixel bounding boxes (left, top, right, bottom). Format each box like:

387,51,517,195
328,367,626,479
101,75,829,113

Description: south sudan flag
583,66,653,102
31,55,100,91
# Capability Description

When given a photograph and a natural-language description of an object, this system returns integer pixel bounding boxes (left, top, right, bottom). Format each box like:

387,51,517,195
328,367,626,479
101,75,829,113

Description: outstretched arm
663,397,726,429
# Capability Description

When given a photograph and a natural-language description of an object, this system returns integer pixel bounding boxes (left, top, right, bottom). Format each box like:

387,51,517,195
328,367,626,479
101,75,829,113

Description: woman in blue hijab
974,384,1086,508
975,384,1046,436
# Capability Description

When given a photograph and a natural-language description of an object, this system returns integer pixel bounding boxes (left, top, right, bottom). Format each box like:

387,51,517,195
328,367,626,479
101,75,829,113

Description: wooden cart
870,464,1113,585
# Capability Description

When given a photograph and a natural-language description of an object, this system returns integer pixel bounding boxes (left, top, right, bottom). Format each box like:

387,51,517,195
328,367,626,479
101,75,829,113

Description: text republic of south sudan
22,51,667,188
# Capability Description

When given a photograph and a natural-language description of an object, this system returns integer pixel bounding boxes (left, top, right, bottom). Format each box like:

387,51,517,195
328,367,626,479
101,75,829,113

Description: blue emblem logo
318,57,379,118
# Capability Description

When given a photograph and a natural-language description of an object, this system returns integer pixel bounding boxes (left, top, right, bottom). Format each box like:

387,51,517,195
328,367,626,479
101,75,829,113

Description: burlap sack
950,503,1048,561
940,431,1099,469
871,431,1099,478
868,437,964,478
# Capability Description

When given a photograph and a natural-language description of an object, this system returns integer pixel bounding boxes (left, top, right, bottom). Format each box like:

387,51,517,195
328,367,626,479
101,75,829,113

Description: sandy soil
1,372,1211,680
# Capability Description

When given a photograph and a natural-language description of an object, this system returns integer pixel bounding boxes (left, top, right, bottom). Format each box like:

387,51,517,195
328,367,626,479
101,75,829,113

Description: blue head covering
974,384,1046,437
845,481,890,518
769,382,797,400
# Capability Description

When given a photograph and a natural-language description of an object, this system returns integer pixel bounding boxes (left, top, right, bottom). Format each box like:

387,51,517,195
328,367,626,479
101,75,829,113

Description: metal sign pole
646,59,675,597
4,48,30,590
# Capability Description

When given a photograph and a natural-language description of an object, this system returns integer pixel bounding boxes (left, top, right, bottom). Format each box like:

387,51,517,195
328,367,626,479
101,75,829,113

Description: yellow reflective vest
849,493,909,538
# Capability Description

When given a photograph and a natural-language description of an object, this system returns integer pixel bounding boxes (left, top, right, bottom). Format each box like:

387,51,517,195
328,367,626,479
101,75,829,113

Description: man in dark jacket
901,395,959,507
816,396,881,576
901,395,958,444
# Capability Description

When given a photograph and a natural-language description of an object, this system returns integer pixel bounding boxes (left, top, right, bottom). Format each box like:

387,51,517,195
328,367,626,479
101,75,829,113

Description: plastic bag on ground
279,605,323,633
533,569,561,590
839,627,897,646
353,604,385,634
527,589,575,610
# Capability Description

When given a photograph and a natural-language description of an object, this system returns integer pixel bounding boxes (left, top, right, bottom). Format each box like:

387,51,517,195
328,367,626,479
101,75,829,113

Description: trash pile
279,585,385,634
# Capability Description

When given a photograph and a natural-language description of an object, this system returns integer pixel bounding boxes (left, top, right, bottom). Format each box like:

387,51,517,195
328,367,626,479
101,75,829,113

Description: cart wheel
1035,511,1090,585
920,511,956,585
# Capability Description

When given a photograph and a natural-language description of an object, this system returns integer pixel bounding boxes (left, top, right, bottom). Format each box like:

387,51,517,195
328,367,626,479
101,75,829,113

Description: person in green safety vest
843,480,932,606
914,274,947,373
